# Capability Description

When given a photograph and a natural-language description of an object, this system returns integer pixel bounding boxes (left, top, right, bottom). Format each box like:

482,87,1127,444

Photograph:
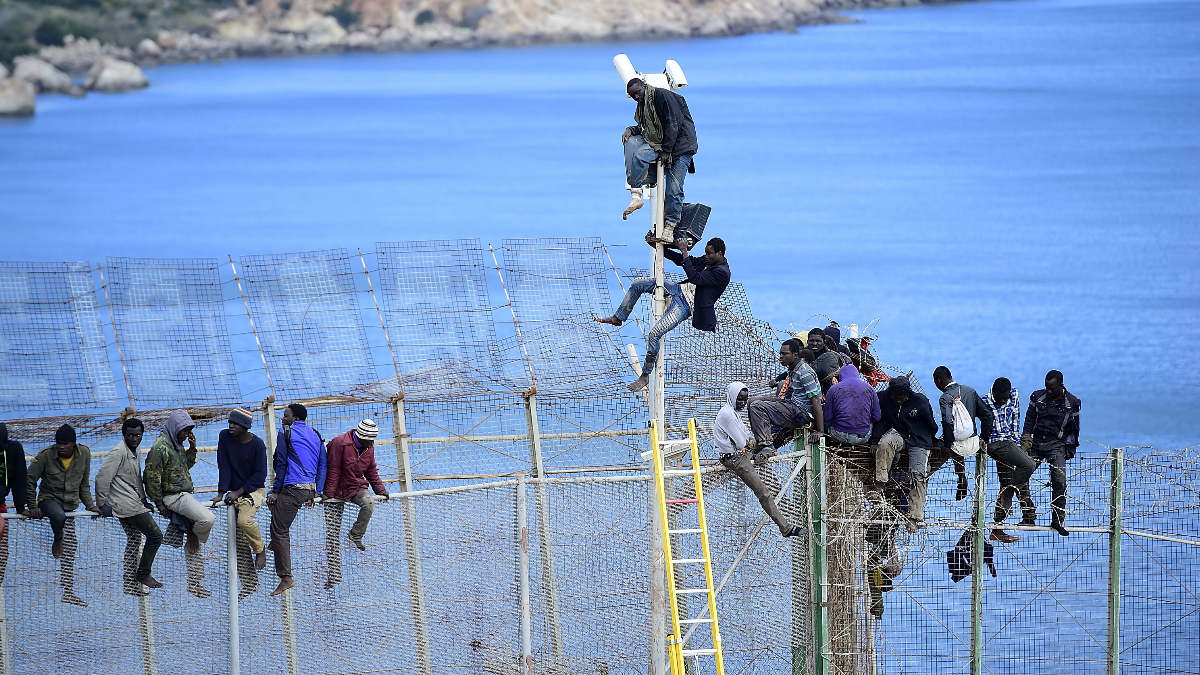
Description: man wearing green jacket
23,424,97,606
144,409,214,598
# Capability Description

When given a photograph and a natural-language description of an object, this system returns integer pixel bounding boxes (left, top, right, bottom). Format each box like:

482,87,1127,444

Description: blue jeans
613,277,691,375
623,135,691,225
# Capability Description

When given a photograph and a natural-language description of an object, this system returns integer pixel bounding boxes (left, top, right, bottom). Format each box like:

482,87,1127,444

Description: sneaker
349,534,366,552
136,574,163,589
661,222,676,241
62,592,87,607
745,437,761,453
187,583,212,599
254,551,267,571
989,529,1019,544
1019,515,1038,527
270,577,296,597
753,449,777,466
622,190,644,220
784,525,803,538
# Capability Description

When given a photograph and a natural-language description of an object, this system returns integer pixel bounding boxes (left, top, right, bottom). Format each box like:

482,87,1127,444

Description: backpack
946,529,997,583
950,390,975,441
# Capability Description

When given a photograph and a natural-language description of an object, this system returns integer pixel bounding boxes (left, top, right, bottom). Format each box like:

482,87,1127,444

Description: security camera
613,54,688,91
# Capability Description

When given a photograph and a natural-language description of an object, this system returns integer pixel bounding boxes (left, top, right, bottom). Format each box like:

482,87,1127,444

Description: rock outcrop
84,58,149,92
0,78,36,117
37,36,135,74
12,56,82,96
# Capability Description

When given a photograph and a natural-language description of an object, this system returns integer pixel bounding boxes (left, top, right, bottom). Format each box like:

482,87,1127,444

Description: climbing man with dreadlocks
620,76,698,242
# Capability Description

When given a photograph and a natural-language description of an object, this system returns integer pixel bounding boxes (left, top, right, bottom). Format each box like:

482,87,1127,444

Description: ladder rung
662,469,695,477
679,618,713,624
676,588,711,595
673,558,706,564
682,648,719,656
665,499,699,505
669,528,703,534
661,440,691,447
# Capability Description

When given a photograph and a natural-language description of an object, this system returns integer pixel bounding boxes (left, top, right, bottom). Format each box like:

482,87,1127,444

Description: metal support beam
0,576,10,675
517,476,533,675
791,436,809,675
1108,447,1123,675
809,431,830,675
525,392,565,671
138,594,157,675
394,398,432,675
647,161,670,675
264,400,277,486
281,588,299,675
226,507,242,675
971,452,987,675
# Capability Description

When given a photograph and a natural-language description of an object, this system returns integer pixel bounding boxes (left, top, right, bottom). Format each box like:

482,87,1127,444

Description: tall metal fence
1,239,1197,674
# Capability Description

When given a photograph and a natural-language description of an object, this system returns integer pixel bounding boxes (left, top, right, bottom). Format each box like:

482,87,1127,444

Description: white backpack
949,387,980,457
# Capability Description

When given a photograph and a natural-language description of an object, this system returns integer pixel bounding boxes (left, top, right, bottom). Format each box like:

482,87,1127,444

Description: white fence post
226,506,241,675
394,397,433,675
517,477,533,675
524,392,565,672
137,593,158,675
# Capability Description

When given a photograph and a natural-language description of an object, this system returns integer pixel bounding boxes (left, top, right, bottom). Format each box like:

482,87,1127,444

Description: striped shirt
983,388,1021,444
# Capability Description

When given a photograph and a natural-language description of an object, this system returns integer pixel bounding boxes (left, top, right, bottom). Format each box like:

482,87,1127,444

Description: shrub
328,0,359,29
34,15,95,46
415,9,435,26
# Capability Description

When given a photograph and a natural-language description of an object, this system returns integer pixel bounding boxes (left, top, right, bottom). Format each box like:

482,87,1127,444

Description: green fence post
1108,447,1123,675
809,431,829,675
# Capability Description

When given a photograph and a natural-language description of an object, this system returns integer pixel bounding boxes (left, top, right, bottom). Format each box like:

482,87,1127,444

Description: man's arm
939,393,955,449
870,389,882,424
919,398,940,439
315,443,328,495
365,453,387,496
1068,397,1081,447
680,256,730,288
1021,395,1037,439
24,451,44,511
271,431,287,494
655,90,679,157
79,452,95,510
823,387,838,429
216,436,231,494
143,447,164,506
6,441,27,513
94,450,121,509
810,395,825,434
974,390,994,442
247,438,268,494
323,443,342,498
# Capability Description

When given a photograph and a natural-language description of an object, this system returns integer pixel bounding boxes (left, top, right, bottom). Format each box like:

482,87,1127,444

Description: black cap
55,424,76,444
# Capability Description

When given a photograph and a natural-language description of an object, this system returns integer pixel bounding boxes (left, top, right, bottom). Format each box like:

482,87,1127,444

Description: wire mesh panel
402,394,532,486
0,262,117,416
237,249,376,401
104,257,239,408
500,238,628,391
374,240,506,389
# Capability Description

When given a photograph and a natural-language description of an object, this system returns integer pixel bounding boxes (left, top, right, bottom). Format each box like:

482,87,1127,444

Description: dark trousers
39,498,78,592
989,440,1038,524
40,497,68,542
719,452,793,535
324,488,376,585
1028,440,1070,523
269,485,314,580
120,512,162,581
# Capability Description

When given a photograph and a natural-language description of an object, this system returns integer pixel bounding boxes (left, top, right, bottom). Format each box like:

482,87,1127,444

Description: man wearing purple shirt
824,364,882,445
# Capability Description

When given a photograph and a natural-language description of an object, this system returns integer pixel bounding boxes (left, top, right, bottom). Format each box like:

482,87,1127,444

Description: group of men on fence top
0,404,391,606
714,328,1083,542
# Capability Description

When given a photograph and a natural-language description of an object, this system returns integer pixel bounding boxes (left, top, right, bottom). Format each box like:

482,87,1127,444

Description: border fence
0,238,1197,674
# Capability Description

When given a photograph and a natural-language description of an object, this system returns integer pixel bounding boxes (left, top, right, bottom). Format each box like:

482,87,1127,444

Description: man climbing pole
621,76,698,244
595,236,730,392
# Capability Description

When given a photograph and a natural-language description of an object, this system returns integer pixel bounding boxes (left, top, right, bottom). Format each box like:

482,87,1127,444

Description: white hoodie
713,381,750,455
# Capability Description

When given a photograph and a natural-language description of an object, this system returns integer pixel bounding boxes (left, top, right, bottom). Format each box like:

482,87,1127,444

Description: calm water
2,0,1199,449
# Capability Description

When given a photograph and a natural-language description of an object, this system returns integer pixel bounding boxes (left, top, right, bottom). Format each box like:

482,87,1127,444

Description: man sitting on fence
95,417,164,595
145,409,214,598
807,328,844,394
1020,370,1082,537
716,382,802,538
0,422,28,586
216,407,268,597
981,378,1037,543
928,366,994,504
596,236,730,392
23,423,96,606
824,363,882,447
268,403,327,596
747,338,825,459
873,377,938,530
323,419,389,588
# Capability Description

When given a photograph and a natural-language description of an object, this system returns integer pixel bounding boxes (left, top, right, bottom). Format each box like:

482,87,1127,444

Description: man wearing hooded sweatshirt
715,382,801,538
267,402,327,596
95,417,163,595
619,77,698,239
824,364,882,446
24,423,96,606
873,377,939,529
0,422,28,586
144,409,214,598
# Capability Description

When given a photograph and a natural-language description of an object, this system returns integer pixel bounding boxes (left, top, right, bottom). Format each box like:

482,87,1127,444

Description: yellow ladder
650,418,724,675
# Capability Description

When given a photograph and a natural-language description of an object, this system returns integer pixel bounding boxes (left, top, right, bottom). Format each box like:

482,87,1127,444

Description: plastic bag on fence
946,529,997,582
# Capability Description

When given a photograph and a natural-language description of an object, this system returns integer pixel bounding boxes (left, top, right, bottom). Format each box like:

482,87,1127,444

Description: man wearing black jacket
0,422,28,585
597,237,730,392
1020,370,1082,536
873,377,939,529
620,77,698,241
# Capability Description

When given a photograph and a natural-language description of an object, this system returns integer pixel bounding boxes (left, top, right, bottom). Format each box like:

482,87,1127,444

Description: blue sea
2,0,1198,449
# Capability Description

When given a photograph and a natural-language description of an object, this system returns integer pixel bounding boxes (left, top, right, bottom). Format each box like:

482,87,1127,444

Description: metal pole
229,255,275,398
358,248,403,385
394,398,433,675
0,577,9,675
525,392,565,671
98,264,136,409
264,400,277,486
971,451,987,675
1108,447,1123,675
810,431,830,675
137,594,158,675
791,435,809,675
281,588,299,675
517,476,532,675
649,161,667,426
226,506,242,675
647,161,669,675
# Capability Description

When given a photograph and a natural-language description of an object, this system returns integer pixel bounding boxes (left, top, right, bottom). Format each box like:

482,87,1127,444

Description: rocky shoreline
0,0,962,117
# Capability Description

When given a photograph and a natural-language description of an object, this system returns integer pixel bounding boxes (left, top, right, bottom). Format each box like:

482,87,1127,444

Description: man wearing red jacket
322,419,389,588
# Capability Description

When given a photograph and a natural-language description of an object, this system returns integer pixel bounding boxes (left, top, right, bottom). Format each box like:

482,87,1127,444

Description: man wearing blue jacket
267,403,326,596
596,237,730,392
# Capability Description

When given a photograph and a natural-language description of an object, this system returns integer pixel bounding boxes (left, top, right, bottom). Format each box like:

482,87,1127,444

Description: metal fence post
790,435,809,675
524,391,565,672
971,451,987,675
0,571,9,675
517,476,533,675
226,506,242,675
281,588,299,675
264,399,277,486
809,431,830,675
137,594,158,675
648,471,669,675
393,397,433,675
1108,447,1123,675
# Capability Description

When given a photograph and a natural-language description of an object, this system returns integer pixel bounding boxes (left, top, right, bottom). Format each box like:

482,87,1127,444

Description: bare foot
270,577,296,597
185,531,200,555
51,540,63,559
254,551,267,570
627,374,649,392
595,315,622,327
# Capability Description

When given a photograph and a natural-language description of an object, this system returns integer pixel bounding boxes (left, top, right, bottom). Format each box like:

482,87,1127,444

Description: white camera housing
613,54,688,91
